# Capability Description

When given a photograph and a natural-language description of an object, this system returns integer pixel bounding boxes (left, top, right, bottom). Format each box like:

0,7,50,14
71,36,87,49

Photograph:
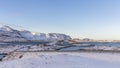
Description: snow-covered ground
0,52,120,68
0,41,67,53
1,43,120,54
83,46,120,51
0,44,64,53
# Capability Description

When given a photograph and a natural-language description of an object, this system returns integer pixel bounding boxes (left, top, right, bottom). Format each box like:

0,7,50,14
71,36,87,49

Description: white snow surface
0,52,120,68
83,46,120,51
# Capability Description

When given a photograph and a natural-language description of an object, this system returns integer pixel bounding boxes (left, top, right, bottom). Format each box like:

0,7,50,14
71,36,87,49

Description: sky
0,0,120,40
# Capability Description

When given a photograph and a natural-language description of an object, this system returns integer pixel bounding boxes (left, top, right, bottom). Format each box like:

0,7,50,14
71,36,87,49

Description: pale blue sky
0,0,120,40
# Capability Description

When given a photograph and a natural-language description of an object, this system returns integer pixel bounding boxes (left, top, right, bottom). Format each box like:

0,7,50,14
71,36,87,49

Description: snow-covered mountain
0,25,71,42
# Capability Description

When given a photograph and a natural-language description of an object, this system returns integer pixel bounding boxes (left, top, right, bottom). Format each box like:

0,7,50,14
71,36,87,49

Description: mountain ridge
0,25,71,42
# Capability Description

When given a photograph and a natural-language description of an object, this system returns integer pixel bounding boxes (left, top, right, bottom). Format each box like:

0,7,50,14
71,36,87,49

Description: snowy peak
0,25,15,32
0,25,71,42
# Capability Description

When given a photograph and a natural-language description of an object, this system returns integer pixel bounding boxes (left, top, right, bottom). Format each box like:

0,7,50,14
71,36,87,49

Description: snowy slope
1,52,120,68
0,25,71,42
0,26,26,42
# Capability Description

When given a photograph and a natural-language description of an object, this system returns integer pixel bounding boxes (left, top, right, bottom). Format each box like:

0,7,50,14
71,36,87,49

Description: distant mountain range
0,25,71,42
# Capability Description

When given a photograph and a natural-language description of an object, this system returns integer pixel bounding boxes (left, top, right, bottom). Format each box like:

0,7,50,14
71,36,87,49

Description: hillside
0,25,71,42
